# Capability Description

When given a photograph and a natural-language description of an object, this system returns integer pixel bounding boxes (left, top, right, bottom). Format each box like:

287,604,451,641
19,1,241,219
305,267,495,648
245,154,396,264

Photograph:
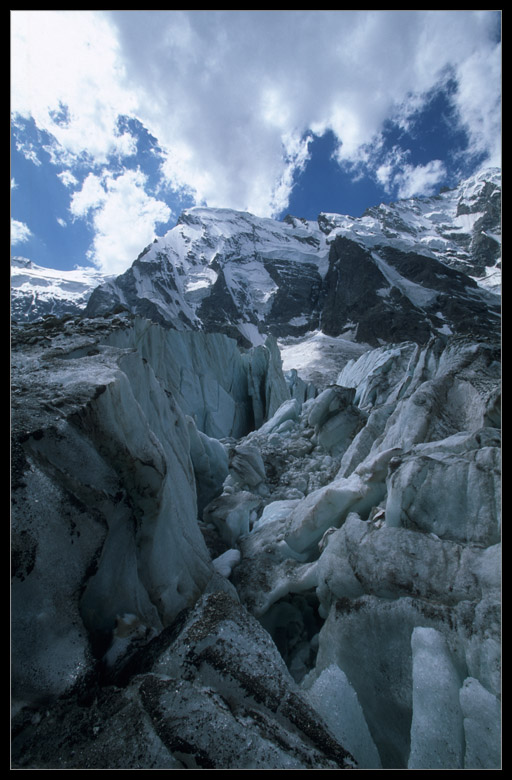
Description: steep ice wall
11,320,212,709
10,314,291,714
105,317,289,439
11,313,365,770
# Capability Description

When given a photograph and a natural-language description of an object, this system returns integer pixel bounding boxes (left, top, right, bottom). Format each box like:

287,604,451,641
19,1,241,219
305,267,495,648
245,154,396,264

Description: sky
11,10,501,276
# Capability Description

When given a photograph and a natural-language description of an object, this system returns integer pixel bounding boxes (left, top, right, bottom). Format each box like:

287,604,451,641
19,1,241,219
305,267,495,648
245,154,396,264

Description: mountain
84,208,330,346
12,168,500,344
11,257,114,322
11,169,501,770
318,166,501,290
83,167,500,347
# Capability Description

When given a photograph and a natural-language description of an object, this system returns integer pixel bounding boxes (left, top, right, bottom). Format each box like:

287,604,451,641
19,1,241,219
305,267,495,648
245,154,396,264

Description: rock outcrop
320,237,500,346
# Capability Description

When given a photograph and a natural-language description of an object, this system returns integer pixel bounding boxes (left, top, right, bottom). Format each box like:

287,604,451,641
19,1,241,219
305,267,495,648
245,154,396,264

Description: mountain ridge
12,168,501,350
84,166,501,347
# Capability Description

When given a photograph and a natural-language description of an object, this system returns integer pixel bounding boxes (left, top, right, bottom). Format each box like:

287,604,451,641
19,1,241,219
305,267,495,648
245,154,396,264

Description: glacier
11,168,501,769
11,316,500,769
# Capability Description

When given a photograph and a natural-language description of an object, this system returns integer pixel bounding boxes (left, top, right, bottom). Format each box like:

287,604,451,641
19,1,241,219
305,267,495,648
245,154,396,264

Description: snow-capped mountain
319,167,501,292
12,168,500,348
11,257,114,322
84,167,500,347
85,208,330,346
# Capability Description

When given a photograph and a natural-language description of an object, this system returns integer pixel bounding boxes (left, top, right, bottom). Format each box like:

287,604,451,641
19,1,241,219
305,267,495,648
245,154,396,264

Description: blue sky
11,10,501,275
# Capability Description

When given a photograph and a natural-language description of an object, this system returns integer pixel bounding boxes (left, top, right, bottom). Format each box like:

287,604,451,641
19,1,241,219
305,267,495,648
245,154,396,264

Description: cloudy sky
11,10,501,275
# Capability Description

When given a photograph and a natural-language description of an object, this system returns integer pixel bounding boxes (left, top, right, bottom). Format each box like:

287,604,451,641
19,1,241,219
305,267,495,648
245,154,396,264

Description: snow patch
371,251,438,309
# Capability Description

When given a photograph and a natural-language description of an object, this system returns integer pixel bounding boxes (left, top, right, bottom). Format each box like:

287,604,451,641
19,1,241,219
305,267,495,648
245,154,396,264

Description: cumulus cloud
12,219,33,244
452,45,502,167
15,137,42,167
108,10,502,212
373,147,447,199
11,10,137,166
394,160,447,199
69,168,171,274
11,10,501,271
58,170,79,188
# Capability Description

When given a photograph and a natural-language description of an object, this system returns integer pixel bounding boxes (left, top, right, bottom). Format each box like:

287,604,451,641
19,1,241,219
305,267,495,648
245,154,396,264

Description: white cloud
394,160,447,199
375,164,394,190
11,10,501,250
69,172,108,217
371,146,449,198
12,219,33,244
373,146,409,191
58,170,79,188
452,45,502,167
69,168,171,274
15,137,42,167
11,10,137,165
270,132,312,215
106,10,501,214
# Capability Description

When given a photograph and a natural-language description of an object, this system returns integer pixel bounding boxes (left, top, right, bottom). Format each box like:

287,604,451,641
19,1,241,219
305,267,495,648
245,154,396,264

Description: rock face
11,168,501,770
318,166,501,292
80,168,500,347
320,237,499,346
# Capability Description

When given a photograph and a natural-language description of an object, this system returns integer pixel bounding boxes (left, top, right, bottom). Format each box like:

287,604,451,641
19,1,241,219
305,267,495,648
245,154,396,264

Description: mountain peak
12,169,501,345
82,169,499,347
